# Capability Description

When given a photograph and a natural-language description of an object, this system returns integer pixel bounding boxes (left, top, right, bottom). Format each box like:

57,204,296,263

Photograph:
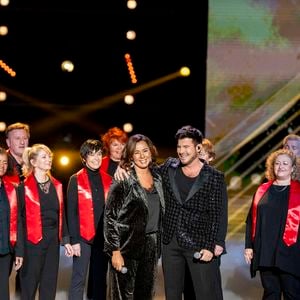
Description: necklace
273,185,288,192
38,179,51,194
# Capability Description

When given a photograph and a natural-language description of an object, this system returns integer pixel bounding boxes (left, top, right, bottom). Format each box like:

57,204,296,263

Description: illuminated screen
206,0,300,158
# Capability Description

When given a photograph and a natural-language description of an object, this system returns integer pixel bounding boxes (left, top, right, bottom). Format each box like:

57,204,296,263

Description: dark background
0,0,208,151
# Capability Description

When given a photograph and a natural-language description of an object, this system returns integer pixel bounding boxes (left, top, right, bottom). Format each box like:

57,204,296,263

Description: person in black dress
18,144,73,300
245,148,300,299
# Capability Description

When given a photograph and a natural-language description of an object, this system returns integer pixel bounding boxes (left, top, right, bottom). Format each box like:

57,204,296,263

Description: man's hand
198,249,214,262
114,165,130,181
214,244,224,256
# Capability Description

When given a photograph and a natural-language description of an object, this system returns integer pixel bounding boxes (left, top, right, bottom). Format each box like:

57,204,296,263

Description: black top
107,159,119,177
175,168,197,202
38,183,59,229
145,188,160,234
253,185,289,268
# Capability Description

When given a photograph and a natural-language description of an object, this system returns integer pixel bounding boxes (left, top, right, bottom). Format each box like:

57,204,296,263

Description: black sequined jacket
160,157,225,253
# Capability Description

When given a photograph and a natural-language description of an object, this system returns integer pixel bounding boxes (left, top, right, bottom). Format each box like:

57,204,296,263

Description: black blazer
160,158,226,253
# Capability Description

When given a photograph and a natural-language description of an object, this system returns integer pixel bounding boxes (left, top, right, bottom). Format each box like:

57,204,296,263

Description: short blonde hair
265,149,297,181
5,122,30,138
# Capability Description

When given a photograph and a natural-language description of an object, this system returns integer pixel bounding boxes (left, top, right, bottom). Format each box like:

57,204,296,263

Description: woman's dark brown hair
119,134,158,170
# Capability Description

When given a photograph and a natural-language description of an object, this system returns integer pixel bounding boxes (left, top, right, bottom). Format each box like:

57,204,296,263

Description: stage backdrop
206,0,300,158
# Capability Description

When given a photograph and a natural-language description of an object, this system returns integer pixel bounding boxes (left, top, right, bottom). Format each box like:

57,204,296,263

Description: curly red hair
101,127,128,153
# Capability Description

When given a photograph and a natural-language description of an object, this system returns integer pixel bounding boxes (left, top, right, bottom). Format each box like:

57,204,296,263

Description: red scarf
5,174,20,185
3,176,18,246
252,180,300,246
77,168,112,241
100,156,110,174
24,173,64,244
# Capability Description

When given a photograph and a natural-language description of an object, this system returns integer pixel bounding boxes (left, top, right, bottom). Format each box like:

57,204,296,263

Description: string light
124,53,137,84
0,59,16,77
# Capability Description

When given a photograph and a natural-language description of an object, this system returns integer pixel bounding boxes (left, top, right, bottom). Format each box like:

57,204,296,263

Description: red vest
24,173,64,244
3,176,18,246
77,168,112,241
252,180,300,246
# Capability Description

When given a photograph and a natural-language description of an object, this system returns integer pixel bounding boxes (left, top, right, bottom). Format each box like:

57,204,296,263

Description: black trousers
259,267,300,300
107,233,159,300
0,252,13,300
183,264,196,300
20,228,60,300
86,245,108,300
68,241,91,300
162,236,223,300
183,254,222,299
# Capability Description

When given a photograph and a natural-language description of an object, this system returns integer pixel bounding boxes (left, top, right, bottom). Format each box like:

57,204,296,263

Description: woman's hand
72,243,81,257
244,248,253,264
111,250,125,272
14,257,23,271
64,243,74,257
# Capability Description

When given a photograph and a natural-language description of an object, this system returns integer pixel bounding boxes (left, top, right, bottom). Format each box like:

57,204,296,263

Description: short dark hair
0,147,8,157
175,125,203,144
80,139,103,160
